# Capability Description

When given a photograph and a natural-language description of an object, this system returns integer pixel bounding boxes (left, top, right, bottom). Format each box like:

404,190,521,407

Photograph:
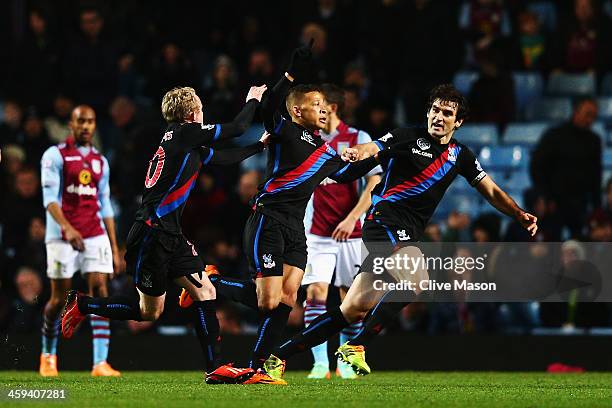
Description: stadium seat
591,121,606,139
547,72,596,96
502,122,550,146
513,72,544,115
597,97,612,124
527,1,557,31
478,146,529,170
436,192,482,219
602,148,612,185
601,72,612,96
453,71,479,95
505,170,532,192
524,97,572,122
454,123,498,150
604,148,612,169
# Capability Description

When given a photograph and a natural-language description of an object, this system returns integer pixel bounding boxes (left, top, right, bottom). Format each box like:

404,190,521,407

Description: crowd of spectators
1,0,612,337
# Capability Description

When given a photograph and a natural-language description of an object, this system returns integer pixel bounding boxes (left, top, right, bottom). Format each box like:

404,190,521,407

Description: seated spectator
145,42,198,104
0,101,23,147
17,108,52,166
11,267,44,333
530,98,601,238
469,50,516,128
0,144,26,194
1,167,45,258
202,55,239,123
62,6,119,115
550,0,612,74
9,7,60,113
15,217,47,279
459,0,512,67
511,10,551,71
44,94,74,144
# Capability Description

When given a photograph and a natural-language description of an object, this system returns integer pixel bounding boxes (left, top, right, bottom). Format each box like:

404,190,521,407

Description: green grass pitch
2,371,612,407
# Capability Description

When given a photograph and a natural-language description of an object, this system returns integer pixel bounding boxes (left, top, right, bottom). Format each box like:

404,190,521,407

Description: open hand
246,85,268,103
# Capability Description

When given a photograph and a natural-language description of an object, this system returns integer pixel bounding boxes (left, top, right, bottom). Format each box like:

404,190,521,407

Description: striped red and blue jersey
368,127,487,239
252,117,368,232
135,121,263,234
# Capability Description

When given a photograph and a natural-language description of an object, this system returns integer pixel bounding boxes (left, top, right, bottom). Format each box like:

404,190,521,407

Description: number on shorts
145,146,165,188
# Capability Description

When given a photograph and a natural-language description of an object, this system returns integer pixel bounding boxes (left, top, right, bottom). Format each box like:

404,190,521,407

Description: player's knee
306,283,328,302
140,305,163,321
257,295,280,312
280,289,298,307
340,304,367,323
190,282,216,301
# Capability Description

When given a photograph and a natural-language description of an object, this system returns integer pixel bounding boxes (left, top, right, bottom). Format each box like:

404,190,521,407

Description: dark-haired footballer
179,42,386,384
261,84,539,382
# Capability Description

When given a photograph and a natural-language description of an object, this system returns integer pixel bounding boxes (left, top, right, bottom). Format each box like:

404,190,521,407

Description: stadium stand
547,72,596,97
524,97,572,122
454,123,498,151
502,122,550,146
512,72,544,116
453,71,479,96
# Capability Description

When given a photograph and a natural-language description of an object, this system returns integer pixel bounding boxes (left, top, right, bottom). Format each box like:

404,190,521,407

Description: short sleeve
458,146,487,187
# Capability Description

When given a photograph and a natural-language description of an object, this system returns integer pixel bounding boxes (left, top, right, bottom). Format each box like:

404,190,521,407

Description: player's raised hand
64,225,85,251
246,85,268,103
286,39,314,79
518,212,538,236
259,131,271,147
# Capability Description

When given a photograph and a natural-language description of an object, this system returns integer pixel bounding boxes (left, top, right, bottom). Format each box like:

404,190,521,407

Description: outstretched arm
330,156,381,183
261,40,314,132
203,132,269,166
476,176,538,236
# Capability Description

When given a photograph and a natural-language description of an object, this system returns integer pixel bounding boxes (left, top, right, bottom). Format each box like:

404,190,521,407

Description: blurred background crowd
1,0,612,338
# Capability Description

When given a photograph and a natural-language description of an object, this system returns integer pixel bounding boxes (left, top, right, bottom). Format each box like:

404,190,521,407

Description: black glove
286,39,314,79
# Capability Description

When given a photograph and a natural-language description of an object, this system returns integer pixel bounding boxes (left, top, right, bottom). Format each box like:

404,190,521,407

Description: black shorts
125,222,204,296
244,211,307,278
360,219,418,274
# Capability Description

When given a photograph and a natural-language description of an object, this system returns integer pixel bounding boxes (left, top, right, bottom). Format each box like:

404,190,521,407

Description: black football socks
192,300,221,372
78,295,143,321
275,307,349,360
209,275,259,310
249,302,292,368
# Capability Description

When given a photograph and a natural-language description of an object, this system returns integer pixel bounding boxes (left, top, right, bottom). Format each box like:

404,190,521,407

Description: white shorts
302,234,362,288
46,234,113,279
